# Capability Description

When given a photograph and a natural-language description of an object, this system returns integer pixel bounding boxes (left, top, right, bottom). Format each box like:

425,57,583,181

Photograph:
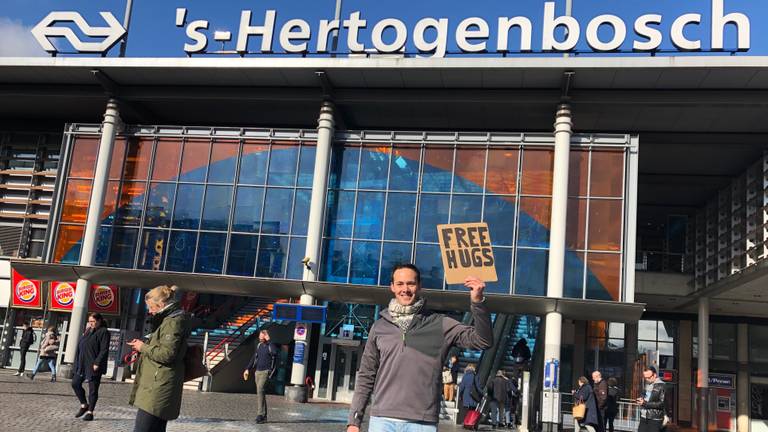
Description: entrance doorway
313,338,363,403
751,377,768,432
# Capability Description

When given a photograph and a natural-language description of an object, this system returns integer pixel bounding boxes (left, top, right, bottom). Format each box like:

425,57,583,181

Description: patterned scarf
388,297,425,333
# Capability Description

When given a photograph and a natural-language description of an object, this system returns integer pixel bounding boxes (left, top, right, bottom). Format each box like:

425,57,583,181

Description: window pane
137,229,169,270
514,249,548,296
166,231,197,272
417,194,450,242
172,184,204,229
450,194,482,223
325,190,355,238
658,321,676,342
384,193,416,241
591,150,624,197
350,241,381,285
195,232,226,274
115,181,146,226
208,140,239,183
101,181,120,225
179,139,210,182
256,235,288,278
422,147,453,192
566,199,587,250
564,250,585,299
262,188,293,234
94,226,112,266
415,243,443,289
483,196,515,246
69,137,98,178
201,185,233,231
226,234,258,276
521,148,553,195
329,145,359,189
61,179,92,223
107,227,138,268
750,325,768,363
588,199,622,252
109,138,127,180
232,186,264,233
145,183,176,228
240,142,269,185
568,150,589,196
287,237,307,280
268,143,299,186
358,146,389,190
354,192,385,240
292,190,311,236
518,197,551,248
379,242,412,285
151,139,181,181
297,144,316,187
453,147,485,193
586,252,621,301
389,145,420,191
54,225,84,263
483,247,511,294
486,147,518,195
123,137,153,180
638,321,658,341
322,239,350,282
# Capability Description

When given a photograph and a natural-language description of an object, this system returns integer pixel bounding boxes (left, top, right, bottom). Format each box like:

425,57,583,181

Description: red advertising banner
88,284,120,315
49,281,77,312
11,269,42,310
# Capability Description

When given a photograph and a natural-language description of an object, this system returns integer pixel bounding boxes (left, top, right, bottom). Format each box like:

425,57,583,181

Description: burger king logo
15,279,37,303
92,285,114,308
54,283,75,307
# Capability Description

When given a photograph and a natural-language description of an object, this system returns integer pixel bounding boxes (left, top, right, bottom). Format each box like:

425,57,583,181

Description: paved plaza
0,369,473,431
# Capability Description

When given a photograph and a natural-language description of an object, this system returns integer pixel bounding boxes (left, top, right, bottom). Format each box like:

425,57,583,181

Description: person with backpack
605,377,620,432
243,329,278,424
28,325,59,381
14,322,35,376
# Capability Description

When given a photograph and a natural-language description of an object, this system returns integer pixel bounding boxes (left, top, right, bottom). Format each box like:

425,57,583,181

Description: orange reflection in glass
151,139,182,181
101,181,120,221
242,140,270,155
587,252,621,301
454,147,486,191
108,138,127,180
486,148,518,195
521,148,553,195
424,146,454,173
117,181,147,225
569,150,589,197
519,197,552,231
566,198,587,250
211,140,239,165
591,150,624,197
60,179,93,223
392,145,419,161
69,137,99,178
588,199,622,251
123,137,153,180
180,139,211,179
54,225,84,263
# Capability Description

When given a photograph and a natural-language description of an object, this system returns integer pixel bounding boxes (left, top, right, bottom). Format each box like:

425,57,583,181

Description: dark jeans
17,346,29,372
638,418,664,432
134,409,168,432
606,414,616,432
71,374,101,411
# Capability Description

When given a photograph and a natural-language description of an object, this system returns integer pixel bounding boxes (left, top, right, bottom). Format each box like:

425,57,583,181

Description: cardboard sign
89,284,120,315
50,281,77,312
437,222,497,284
11,269,42,309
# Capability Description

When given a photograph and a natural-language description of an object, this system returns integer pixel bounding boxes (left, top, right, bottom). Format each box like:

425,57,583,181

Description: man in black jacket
14,323,35,376
593,370,609,432
636,366,667,432
243,330,278,424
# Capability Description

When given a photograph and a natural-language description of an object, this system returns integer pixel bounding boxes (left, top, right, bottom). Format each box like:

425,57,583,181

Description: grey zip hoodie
347,299,493,427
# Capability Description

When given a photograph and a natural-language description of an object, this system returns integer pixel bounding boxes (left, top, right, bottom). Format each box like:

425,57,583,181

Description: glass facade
51,127,633,301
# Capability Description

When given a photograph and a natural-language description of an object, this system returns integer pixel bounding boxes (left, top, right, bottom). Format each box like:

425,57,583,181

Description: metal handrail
561,393,642,432
204,305,274,365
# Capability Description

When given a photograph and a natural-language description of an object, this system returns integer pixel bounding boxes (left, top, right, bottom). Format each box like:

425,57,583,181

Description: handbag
442,370,453,384
572,402,586,420
183,344,208,382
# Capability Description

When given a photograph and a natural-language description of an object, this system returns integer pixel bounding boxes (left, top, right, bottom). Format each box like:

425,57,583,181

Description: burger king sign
50,282,77,312
88,285,120,315
11,269,41,309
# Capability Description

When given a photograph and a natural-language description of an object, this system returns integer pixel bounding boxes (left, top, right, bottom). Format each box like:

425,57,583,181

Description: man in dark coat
14,323,35,376
488,370,513,427
243,329,278,424
593,371,609,432
71,313,110,421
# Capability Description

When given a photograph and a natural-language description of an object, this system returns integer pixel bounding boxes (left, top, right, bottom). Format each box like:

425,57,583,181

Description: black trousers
134,409,168,432
638,418,664,432
605,414,616,432
71,374,101,411
17,346,29,372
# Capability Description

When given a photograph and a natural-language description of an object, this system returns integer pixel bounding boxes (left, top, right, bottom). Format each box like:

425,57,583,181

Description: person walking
593,371,609,432
29,325,59,381
636,366,666,432
605,377,620,432
488,370,513,428
71,313,110,422
458,364,483,423
507,375,520,427
242,329,278,424
574,376,600,432
14,322,35,376
448,354,460,402
128,285,189,432
346,264,492,432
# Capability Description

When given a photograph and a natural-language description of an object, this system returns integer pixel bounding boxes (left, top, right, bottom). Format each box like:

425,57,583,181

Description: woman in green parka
127,285,189,432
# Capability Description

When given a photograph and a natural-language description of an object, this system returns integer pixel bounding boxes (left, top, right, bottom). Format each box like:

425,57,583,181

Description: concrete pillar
285,101,334,403
736,323,749,432
542,104,572,432
62,99,121,368
678,321,693,425
697,297,710,432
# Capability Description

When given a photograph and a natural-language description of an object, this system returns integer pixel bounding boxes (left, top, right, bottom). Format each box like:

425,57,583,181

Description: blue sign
544,359,559,390
292,341,306,364
273,303,327,324
709,374,735,389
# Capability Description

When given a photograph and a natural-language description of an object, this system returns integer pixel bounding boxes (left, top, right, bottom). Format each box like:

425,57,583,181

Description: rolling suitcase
463,396,488,430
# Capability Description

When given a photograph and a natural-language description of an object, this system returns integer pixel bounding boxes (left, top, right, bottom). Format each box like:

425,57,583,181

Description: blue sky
1,0,767,57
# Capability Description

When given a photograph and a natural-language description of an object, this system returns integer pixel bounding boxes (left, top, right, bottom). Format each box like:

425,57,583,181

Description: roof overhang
12,261,646,323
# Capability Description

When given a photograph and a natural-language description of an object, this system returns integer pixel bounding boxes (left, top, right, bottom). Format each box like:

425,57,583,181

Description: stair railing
203,305,274,366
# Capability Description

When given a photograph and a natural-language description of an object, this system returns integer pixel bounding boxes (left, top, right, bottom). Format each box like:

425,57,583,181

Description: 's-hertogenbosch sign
33,0,750,56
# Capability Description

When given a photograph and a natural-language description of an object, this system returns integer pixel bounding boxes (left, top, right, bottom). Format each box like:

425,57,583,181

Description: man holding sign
346,264,493,432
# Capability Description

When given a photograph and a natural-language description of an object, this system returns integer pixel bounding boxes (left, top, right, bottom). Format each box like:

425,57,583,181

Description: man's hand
243,370,250,381
464,276,486,303
93,365,99,372
126,338,145,352
347,426,360,432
